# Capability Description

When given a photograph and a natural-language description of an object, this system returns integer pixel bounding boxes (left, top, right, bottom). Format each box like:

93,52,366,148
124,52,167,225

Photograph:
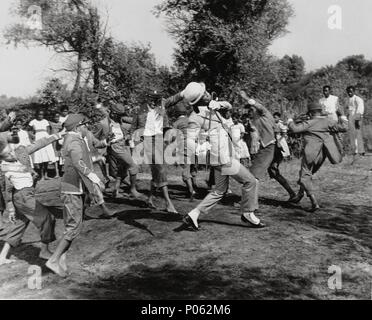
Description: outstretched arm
162,93,184,109
288,120,312,134
26,133,64,155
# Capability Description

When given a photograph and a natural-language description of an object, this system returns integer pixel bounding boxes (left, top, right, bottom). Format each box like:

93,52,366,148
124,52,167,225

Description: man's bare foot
100,207,117,218
0,258,16,266
147,199,157,210
166,204,178,215
130,191,147,202
46,259,67,277
44,176,52,180
39,249,53,260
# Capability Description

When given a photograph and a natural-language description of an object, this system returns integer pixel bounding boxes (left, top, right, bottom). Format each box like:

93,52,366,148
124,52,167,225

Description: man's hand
208,100,221,111
87,172,105,190
238,90,249,101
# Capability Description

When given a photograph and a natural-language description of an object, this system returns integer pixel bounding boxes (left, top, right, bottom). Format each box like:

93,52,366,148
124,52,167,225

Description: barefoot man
46,114,105,277
0,130,65,265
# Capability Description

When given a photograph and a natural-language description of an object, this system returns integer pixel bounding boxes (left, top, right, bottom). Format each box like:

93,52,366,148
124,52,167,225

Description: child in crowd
273,112,291,159
49,111,64,177
29,110,58,180
231,113,251,167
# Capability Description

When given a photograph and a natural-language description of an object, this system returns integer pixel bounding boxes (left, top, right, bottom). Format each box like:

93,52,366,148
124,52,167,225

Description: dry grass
0,155,371,300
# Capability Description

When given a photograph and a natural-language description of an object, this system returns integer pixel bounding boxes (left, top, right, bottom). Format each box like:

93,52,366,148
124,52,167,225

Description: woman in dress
49,111,63,177
28,110,57,180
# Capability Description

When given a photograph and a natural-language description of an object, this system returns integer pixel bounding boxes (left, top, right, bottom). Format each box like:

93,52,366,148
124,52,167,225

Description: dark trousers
0,188,56,247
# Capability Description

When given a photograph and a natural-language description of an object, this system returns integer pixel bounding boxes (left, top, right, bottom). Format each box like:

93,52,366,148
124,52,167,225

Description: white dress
231,123,251,159
29,119,57,164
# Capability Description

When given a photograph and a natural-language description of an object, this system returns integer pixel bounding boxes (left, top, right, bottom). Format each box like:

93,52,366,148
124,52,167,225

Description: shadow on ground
67,257,319,300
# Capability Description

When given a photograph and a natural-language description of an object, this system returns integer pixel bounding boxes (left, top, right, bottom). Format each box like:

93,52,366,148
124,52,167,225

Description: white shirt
5,170,34,190
144,107,164,137
348,95,364,118
110,121,124,143
319,95,339,121
59,115,68,124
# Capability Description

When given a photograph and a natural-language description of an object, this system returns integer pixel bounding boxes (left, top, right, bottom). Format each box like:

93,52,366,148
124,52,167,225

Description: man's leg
33,201,56,260
349,119,357,155
112,147,144,199
185,166,229,230
182,164,195,200
12,188,56,260
231,163,264,228
0,211,29,265
298,155,324,211
250,144,276,181
356,121,365,155
149,164,177,213
268,160,296,201
46,193,83,277
0,190,5,230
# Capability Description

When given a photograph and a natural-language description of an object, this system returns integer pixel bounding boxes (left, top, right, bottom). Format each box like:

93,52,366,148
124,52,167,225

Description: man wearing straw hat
163,82,265,230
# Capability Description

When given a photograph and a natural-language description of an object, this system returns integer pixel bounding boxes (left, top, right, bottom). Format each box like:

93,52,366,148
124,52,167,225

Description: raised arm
26,133,63,155
162,93,184,109
288,120,312,134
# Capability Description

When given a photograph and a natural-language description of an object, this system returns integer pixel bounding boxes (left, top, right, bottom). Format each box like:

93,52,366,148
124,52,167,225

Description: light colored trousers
197,162,258,214
349,117,365,154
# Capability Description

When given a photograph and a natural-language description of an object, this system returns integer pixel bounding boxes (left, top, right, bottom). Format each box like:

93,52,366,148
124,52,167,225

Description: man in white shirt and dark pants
131,91,181,214
346,86,365,156
319,85,342,121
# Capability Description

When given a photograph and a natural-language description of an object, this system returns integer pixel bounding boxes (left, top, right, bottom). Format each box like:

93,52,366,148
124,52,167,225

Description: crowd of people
0,82,367,277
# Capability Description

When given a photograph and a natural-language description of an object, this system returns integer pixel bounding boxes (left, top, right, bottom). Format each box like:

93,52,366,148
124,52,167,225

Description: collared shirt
319,95,340,121
144,107,164,137
110,120,124,143
5,170,33,190
59,115,68,124
348,95,364,118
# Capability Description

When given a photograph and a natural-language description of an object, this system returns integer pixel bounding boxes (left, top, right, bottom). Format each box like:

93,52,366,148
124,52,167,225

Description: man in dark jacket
239,91,296,201
94,103,145,200
288,103,348,211
46,114,105,277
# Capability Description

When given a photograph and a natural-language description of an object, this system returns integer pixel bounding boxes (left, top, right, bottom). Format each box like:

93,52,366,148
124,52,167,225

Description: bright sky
1,0,372,97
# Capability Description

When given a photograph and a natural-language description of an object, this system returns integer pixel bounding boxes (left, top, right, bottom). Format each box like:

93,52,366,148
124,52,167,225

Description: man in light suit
163,83,264,230
346,86,365,156
288,103,348,212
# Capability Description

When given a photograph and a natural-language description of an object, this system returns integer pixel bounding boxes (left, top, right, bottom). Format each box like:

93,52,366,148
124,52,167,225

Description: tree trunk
72,53,83,96
93,61,100,94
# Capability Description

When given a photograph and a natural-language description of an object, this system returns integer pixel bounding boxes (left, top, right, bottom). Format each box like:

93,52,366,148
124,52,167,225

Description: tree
99,40,175,105
155,0,294,100
4,0,109,96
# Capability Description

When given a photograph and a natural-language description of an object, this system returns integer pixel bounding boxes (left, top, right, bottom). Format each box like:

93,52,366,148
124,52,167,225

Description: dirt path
0,156,371,299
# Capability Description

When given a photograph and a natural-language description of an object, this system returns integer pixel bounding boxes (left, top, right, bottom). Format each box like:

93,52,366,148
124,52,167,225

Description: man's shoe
288,191,304,204
183,215,199,231
241,213,266,229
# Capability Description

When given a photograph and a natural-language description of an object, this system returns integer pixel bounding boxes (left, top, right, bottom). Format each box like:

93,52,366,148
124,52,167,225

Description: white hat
182,82,206,105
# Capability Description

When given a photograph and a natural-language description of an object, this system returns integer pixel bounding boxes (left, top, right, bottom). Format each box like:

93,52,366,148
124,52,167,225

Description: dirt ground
0,155,371,300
